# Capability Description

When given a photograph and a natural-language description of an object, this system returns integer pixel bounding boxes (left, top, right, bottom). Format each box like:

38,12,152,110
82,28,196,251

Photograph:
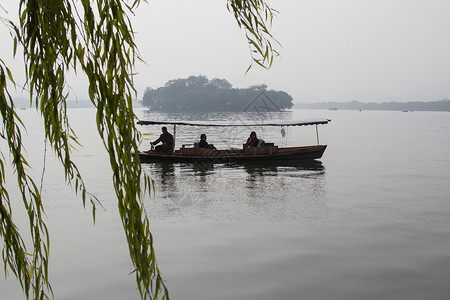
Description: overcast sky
2,0,450,103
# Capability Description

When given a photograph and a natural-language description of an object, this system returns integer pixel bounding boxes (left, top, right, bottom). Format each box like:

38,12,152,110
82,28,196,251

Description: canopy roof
137,118,330,127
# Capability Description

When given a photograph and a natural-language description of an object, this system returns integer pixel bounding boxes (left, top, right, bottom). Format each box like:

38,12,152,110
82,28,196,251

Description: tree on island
142,75,293,112
0,1,278,299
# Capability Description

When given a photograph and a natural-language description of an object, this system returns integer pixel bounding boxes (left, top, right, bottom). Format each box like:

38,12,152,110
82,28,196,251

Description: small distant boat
329,107,338,111
136,119,330,163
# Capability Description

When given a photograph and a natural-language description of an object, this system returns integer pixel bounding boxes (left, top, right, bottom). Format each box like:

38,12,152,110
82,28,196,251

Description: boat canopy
137,118,330,127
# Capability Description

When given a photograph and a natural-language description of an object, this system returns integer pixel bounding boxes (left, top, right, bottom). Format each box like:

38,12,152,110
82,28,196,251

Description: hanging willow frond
227,0,280,72
1,59,51,299
1,1,278,299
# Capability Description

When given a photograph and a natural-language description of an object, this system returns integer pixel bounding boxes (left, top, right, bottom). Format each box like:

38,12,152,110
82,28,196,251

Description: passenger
151,126,174,153
245,131,259,148
198,134,209,148
198,134,216,149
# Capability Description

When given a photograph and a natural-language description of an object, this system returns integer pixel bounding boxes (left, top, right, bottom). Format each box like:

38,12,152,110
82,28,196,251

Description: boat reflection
145,159,324,179
238,159,325,174
151,161,176,186
142,160,327,223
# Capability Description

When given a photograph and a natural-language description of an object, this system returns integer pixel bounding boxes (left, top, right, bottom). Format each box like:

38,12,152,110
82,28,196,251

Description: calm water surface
1,109,449,299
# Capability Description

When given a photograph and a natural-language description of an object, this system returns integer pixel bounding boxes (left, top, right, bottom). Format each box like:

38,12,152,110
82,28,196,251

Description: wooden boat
136,119,330,163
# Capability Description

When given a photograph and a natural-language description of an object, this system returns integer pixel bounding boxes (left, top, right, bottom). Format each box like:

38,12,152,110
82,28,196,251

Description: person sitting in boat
244,131,264,149
199,134,209,148
151,126,174,153
197,134,216,149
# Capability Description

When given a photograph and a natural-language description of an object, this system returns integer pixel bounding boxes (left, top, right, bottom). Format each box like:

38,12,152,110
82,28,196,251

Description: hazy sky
2,0,450,103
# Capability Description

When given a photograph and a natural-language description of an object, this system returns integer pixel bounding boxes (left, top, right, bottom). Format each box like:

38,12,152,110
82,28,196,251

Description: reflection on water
239,159,324,174
4,109,450,299
141,110,294,123
142,160,327,223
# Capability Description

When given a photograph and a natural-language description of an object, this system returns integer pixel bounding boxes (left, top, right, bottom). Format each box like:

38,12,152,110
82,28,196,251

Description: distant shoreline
293,99,450,112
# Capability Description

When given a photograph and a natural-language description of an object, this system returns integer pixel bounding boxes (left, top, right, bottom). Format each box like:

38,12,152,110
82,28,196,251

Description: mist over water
1,108,449,299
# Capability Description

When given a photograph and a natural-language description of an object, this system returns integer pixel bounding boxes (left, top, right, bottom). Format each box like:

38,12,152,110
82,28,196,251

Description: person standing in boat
151,126,174,153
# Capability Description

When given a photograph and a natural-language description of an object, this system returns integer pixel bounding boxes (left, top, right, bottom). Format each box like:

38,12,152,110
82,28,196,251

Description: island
141,75,293,112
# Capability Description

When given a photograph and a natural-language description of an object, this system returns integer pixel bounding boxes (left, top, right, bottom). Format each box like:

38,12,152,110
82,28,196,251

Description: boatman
151,126,174,153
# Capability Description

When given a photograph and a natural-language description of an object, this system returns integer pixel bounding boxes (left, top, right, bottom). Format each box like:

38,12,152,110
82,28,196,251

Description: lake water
1,108,450,299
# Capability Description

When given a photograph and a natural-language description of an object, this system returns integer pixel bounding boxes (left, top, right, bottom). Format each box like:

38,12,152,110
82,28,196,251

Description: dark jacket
198,140,209,148
153,132,174,151
246,137,259,147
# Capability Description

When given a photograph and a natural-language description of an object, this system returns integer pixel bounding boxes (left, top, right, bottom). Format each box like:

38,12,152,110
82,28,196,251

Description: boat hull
138,145,327,163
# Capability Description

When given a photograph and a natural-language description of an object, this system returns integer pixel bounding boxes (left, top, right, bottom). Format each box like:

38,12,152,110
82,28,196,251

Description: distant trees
142,76,293,111
294,99,450,111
